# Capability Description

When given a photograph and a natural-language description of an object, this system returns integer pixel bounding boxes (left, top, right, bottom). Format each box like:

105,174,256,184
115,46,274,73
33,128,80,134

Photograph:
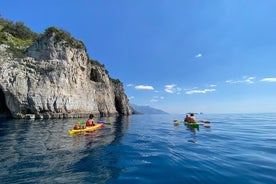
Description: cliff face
0,28,132,119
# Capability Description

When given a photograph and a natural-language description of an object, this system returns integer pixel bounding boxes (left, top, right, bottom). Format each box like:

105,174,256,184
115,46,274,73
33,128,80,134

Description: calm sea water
0,113,276,184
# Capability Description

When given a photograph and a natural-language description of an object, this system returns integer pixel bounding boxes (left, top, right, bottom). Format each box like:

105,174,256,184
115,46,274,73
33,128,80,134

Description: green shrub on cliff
0,17,38,57
89,59,104,67
44,27,86,50
111,78,121,85
0,16,105,69
0,20,37,40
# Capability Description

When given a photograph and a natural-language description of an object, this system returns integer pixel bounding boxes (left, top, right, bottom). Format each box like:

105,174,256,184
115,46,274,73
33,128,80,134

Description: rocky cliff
0,26,132,119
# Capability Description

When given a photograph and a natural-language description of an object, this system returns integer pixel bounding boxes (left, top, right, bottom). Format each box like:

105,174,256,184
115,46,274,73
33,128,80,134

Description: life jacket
86,119,95,126
184,116,190,122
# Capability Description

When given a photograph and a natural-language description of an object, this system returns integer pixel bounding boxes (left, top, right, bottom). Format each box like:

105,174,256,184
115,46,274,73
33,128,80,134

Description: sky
1,0,276,114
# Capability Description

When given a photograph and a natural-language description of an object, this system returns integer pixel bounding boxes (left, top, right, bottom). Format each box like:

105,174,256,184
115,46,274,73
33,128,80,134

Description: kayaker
184,115,190,122
86,114,96,127
189,113,196,123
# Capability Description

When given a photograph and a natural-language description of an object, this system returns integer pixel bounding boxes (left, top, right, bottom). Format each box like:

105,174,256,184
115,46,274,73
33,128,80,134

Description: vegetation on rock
89,59,105,67
0,15,99,66
44,27,86,50
0,16,38,58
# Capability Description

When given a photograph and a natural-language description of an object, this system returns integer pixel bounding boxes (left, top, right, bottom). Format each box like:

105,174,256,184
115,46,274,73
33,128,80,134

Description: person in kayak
184,115,190,122
184,113,197,123
189,113,196,123
86,114,96,127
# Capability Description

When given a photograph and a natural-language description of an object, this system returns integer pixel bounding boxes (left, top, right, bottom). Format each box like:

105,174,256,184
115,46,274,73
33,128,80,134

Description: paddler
86,114,96,127
184,113,197,123
189,113,196,123
184,115,190,122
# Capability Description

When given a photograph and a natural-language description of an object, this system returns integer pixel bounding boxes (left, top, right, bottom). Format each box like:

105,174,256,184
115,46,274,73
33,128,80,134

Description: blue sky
2,0,276,114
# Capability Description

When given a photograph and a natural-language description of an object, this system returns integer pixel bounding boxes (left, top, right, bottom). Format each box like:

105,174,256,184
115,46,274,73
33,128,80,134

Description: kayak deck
184,121,199,128
68,123,104,135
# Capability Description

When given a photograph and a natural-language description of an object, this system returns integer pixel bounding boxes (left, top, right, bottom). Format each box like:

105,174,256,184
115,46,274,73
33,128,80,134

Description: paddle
97,120,111,125
198,120,211,124
78,120,111,125
183,120,210,126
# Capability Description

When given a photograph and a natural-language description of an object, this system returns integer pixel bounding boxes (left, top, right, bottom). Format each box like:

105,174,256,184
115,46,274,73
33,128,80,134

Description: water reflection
0,115,131,183
70,115,130,183
186,126,199,133
184,123,211,144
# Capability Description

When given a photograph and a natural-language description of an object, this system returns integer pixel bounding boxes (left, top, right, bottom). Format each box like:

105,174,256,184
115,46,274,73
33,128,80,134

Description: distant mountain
131,104,169,114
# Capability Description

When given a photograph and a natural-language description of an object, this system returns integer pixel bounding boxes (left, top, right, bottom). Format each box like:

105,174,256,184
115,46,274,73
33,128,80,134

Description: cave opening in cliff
0,88,12,118
90,68,101,82
114,97,122,114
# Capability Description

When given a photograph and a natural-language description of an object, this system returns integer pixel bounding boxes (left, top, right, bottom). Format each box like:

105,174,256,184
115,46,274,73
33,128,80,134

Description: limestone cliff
0,26,132,119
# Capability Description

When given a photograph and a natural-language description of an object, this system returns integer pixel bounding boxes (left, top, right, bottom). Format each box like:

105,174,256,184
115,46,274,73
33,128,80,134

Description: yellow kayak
68,123,104,135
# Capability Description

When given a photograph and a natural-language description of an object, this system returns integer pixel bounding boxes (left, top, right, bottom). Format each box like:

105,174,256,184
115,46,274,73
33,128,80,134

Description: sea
0,113,275,184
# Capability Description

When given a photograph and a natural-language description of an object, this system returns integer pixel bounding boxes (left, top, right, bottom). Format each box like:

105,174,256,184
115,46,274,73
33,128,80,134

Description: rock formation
0,27,132,119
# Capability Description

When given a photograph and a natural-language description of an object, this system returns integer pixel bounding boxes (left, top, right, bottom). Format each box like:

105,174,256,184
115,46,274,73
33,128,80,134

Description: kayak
184,121,199,128
68,123,104,135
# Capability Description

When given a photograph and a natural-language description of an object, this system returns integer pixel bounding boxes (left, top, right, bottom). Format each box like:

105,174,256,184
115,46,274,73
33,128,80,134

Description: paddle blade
198,120,211,124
